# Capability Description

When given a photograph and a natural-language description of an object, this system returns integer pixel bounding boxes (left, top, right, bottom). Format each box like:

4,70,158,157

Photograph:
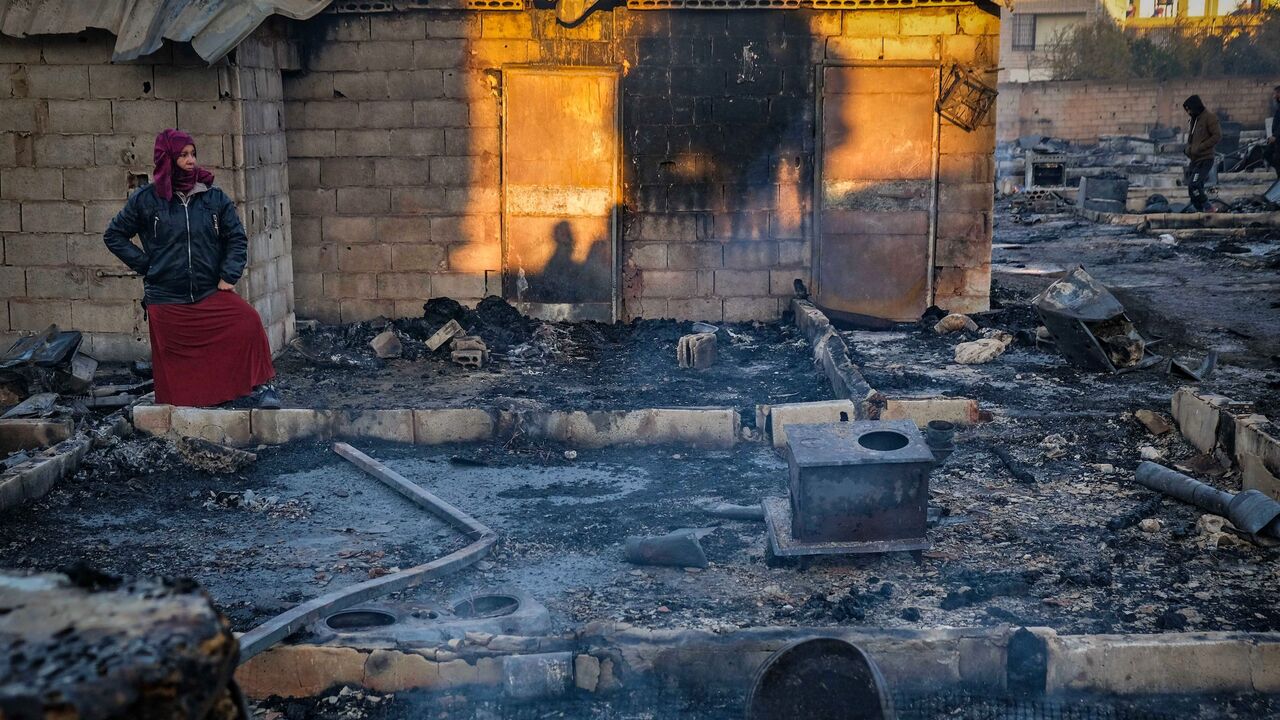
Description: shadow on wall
511,220,611,304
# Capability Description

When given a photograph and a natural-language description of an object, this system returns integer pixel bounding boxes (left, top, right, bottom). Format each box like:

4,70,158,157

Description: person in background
1264,84,1280,180
1181,95,1221,212
103,129,281,409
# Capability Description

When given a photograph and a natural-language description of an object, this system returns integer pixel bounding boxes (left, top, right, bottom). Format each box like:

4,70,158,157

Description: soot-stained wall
284,6,1000,324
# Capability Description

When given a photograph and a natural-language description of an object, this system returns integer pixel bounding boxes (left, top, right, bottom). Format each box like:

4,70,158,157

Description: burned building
0,0,999,359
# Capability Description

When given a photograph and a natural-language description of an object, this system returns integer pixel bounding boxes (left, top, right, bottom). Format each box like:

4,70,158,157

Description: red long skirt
147,291,275,407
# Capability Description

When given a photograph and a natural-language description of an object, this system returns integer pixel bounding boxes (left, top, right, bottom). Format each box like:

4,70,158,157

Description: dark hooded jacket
1183,95,1222,164
102,182,247,306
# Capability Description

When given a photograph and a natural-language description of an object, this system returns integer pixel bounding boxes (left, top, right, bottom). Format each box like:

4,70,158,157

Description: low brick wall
997,76,1280,144
131,404,740,449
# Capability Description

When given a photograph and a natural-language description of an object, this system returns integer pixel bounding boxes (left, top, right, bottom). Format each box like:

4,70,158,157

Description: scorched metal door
816,65,938,324
502,67,620,322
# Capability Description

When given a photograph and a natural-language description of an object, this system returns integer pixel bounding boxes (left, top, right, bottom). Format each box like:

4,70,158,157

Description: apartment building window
1012,14,1037,50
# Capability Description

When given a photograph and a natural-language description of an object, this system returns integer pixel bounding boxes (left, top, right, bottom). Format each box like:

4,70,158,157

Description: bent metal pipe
237,442,498,662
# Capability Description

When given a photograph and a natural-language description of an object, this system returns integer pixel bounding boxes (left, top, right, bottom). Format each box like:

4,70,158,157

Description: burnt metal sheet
816,65,939,324
0,0,329,62
502,67,620,322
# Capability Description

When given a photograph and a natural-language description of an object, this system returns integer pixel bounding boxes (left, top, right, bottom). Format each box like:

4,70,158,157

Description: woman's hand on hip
217,280,235,292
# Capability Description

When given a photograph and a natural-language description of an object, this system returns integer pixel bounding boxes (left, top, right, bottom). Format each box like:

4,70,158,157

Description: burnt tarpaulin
1033,266,1152,373
0,325,97,395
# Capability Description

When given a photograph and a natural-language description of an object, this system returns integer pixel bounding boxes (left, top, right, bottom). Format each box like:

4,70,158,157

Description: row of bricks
1,225,290,264
0,98,237,136
1,293,292,334
0,131,229,169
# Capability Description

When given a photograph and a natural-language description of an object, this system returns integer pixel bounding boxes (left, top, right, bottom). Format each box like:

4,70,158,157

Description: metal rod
237,443,497,662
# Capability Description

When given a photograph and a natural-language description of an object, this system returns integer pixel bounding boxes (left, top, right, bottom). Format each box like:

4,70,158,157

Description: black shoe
255,385,282,410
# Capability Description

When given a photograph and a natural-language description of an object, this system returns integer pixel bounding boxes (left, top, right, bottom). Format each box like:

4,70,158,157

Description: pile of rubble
999,132,1280,216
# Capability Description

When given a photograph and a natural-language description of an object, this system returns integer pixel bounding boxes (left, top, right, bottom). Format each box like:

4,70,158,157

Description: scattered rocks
1138,518,1162,533
1135,409,1173,436
954,331,1014,365
933,313,978,335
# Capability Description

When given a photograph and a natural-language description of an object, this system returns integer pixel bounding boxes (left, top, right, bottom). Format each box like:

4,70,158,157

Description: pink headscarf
152,129,215,201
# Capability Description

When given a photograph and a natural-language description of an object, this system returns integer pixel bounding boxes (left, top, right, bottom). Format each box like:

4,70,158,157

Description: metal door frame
813,60,943,314
500,65,622,323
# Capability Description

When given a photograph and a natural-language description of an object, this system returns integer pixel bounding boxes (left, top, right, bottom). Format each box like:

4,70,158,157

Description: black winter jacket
102,183,247,306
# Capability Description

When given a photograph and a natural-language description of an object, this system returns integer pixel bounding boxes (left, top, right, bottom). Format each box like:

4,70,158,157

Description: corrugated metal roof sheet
0,0,331,63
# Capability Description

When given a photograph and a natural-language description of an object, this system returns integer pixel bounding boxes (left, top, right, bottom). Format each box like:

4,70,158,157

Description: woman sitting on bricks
103,129,281,409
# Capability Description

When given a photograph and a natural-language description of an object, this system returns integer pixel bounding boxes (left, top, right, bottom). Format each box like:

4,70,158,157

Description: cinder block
72,300,139,334
641,271,698,298
431,272,486,299
1047,634,1255,695
251,409,335,444
235,645,368,700
900,10,958,35
829,36,880,60
0,168,63,201
112,100,178,133
46,98,112,133
723,297,779,322
132,404,173,436
414,409,494,444
882,398,980,427
392,244,446,271
365,649,442,693
1252,640,1280,693
761,400,857,448
170,408,253,447
841,9,898,36
336,409,415,443
20,203,83,233
377,272,432,300
1241,453,1280,501
0,419,74,454
1171,387,1231,454
9,300,73,331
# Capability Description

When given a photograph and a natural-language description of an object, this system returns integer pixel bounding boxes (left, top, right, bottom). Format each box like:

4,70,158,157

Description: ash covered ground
272,296,829,420
3,206,1279,718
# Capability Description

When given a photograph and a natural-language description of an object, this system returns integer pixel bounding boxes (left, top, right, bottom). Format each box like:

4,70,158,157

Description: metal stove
764,420,934,561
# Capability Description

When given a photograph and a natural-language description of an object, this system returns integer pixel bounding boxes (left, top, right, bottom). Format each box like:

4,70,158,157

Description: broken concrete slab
413,409,494,445
1171,388,1231,454
759,399,856,449
252,408,336,444
1242,453,1280,501
0,418,73,454
170,407,253,447
882,398,980,428
335,409,416,444
1234,414,1280,482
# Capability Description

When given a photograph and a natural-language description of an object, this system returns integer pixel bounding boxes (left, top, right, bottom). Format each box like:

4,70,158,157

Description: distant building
1000,0,1276,83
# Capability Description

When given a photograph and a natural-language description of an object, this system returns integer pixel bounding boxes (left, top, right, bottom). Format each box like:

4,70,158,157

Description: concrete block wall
285,6,1000,324
230,29,298,354
997,76,1280,144
0,29,295,360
